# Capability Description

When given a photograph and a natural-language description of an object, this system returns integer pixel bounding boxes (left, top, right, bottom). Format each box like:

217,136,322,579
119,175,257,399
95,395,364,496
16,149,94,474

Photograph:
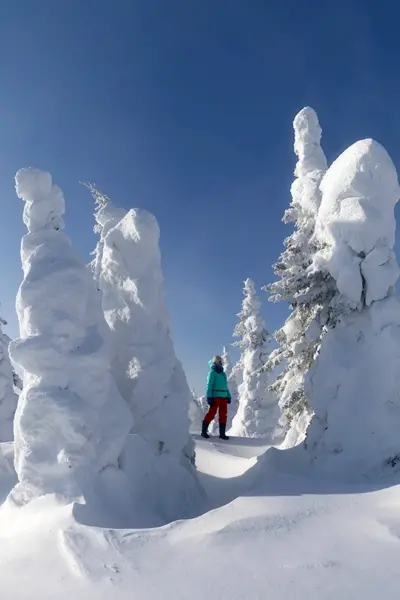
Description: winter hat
212,355,223,365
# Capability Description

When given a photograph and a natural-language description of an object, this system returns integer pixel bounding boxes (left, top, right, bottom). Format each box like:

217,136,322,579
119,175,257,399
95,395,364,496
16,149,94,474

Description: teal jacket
206,360,231,399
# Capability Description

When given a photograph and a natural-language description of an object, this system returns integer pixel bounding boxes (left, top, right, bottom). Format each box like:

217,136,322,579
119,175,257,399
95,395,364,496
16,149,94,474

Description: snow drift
9,169,132,500
305,139,400,479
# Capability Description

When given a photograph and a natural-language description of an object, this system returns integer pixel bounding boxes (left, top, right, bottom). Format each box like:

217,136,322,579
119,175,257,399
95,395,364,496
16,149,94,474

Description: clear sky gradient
1,0,399,393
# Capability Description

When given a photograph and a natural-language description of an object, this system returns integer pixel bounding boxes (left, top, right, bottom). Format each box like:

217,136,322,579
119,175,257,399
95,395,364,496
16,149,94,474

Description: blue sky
0,0,399,393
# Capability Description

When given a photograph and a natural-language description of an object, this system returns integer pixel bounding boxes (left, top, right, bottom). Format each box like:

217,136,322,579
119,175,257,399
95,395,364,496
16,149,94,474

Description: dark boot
201,421,210,439
219,423,229,440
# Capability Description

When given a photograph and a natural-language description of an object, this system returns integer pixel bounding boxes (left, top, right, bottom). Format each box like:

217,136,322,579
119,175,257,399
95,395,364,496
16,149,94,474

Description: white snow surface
1,436,400,600
10,169,132,499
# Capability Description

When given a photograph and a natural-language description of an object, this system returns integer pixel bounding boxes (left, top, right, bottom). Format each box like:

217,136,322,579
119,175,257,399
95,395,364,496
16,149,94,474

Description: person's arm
206,370,215,399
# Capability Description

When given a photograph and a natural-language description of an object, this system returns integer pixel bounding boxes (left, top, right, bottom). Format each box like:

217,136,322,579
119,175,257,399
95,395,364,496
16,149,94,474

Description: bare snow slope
1,439,400,600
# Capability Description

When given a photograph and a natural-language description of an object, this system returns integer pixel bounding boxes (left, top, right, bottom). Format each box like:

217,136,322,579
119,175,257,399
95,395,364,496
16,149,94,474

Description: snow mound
3,437,400,600
10,169,132,500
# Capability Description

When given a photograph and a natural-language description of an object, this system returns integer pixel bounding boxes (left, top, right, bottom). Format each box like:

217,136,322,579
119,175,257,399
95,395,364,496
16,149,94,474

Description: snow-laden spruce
222,346,239,431
230,279,279,438
0,317,18,442
266,107,328,447
90,188,202,520
188,388,207,433
304,139,400,479
84,183,127,288
10,169,132,499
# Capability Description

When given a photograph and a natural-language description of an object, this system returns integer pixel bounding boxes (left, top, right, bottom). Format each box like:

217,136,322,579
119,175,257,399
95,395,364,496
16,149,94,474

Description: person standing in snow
201,356,231,440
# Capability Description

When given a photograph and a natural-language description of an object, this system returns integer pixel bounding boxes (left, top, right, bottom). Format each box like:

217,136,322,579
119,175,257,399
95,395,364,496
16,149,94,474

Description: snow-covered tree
230,279,279,438
188,388,206,433
222,346,239,431
266,107,328,447
88,188,202,520
10,169,132,500
0,317,18,442
82,182,127,288
303,139,400,480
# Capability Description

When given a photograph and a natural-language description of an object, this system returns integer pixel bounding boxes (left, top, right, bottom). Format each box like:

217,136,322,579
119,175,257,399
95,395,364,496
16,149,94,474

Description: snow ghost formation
304,139,400,479
10,169,132,499
91,195,201,520
91,193,197,458
230,279,279,438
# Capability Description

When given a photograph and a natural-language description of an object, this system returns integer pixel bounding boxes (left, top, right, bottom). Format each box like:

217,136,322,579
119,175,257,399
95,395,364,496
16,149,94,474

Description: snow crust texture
10,169,132,499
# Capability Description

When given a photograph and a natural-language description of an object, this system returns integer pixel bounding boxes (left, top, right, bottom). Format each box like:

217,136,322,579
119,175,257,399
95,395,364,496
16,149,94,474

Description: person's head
212,355,223,367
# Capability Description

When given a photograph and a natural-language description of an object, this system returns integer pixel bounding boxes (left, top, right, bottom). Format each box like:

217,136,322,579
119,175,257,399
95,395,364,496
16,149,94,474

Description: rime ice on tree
266,107,328,447
90,189,201,520
304,139,400,479
93,199,193,459
230,279,278,438
221,346,239,429
189,388,206,433
0,317,18,442
10,169,131,500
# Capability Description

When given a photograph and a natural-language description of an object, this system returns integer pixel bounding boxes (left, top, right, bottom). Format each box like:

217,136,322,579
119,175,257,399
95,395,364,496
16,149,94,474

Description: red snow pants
204,398,228,425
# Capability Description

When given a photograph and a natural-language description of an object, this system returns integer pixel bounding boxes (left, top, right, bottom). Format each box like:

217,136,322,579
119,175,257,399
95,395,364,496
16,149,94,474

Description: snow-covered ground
1,436,400,600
